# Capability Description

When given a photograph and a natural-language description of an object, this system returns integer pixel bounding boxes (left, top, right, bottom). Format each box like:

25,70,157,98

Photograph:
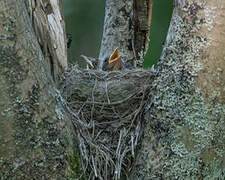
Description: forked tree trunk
1,0,225,179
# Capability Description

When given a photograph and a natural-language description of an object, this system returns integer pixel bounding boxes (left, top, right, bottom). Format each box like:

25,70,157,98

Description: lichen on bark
130,1,225,179
0,0,75,179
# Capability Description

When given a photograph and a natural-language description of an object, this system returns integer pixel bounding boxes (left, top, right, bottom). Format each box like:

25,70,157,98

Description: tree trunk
1,0,225,179
98,0,152,69
0,0,75,179
130,0,225,179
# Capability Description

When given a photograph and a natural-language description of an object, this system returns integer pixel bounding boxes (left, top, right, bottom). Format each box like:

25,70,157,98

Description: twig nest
60,66,154,179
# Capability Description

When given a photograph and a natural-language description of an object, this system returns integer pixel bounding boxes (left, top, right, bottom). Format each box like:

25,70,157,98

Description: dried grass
60,65,153,179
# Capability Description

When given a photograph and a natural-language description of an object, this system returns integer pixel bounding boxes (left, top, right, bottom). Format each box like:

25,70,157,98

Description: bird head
107,48,123,71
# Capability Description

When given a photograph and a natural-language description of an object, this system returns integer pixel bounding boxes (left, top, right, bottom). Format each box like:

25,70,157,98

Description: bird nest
60,65,154,179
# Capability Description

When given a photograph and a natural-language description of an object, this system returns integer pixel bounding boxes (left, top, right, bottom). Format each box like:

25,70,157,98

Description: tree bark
1,0,225,179
98,0,152,69
27,0,68,83
130,0,225,179
0,0,74,179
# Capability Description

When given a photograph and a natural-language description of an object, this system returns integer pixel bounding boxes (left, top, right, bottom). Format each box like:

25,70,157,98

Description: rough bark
27,0,68,83
1,0,225,179
130,0,225,179
0,0,75,179
98,0,152,69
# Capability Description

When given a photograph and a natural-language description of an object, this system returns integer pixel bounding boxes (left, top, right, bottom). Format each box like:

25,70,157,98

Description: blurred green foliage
63,0,105,65
143,0,173,68
63,0,173,68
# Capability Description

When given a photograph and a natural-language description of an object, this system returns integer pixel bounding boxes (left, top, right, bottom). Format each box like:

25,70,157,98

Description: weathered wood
133,0,153,67
27,0,67,83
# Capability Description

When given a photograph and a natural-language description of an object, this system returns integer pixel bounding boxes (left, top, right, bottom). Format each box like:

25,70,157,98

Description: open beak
108,48,123,71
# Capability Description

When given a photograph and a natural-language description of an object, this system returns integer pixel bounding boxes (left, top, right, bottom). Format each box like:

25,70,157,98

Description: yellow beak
108,48,123,71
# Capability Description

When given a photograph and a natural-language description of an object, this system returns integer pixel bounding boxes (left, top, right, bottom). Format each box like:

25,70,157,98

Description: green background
63,0,173,68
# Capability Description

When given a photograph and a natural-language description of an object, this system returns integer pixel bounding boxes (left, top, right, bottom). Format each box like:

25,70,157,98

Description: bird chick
80,55,98,70
107,48,123,71
80,48,124,71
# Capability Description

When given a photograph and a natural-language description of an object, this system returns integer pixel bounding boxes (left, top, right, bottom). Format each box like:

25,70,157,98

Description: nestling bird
81,48,124,71
107,48,123,71
80,55,98,70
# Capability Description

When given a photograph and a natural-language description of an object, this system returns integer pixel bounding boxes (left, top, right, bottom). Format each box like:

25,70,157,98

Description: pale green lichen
55,105,64,120
140,3,225,179
1,16,16,41
0,44,68,179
